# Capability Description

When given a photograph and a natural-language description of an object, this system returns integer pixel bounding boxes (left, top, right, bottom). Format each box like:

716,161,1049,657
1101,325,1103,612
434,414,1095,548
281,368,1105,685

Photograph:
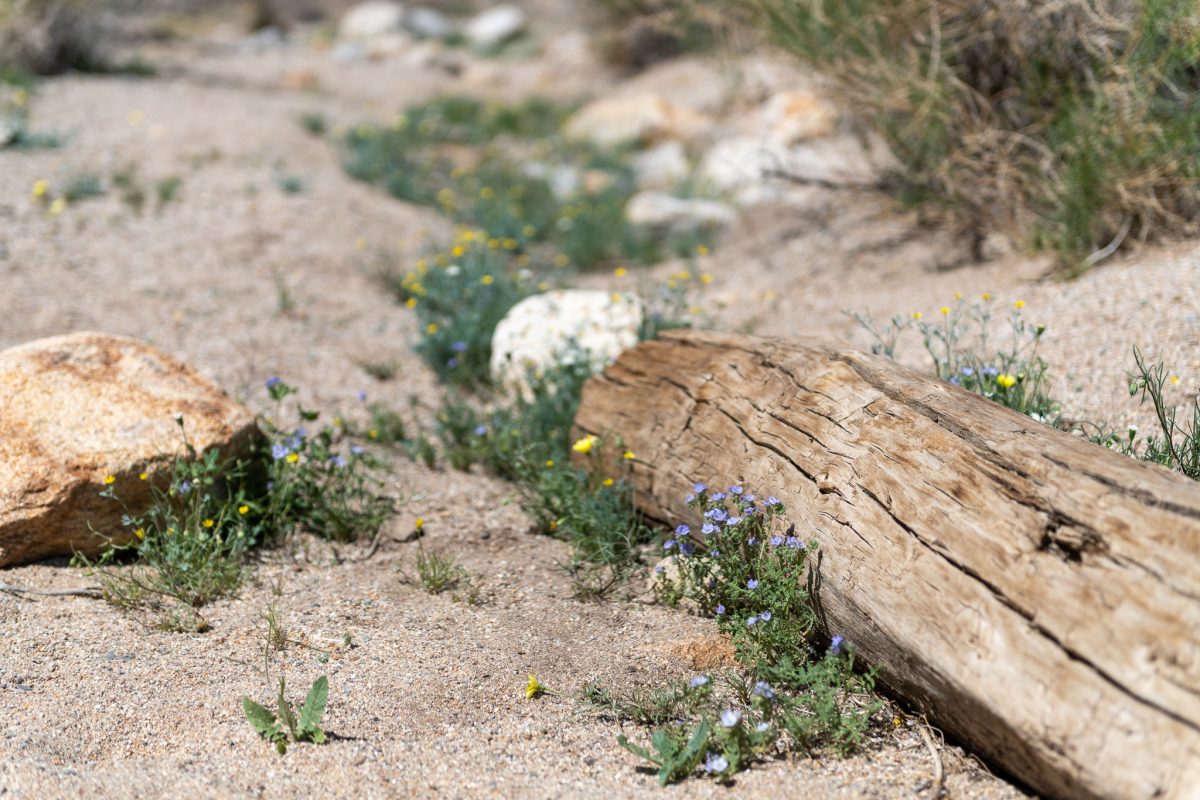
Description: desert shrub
757,0,1200,268
382,234,539,388
0,0,151,76
600,485,880,784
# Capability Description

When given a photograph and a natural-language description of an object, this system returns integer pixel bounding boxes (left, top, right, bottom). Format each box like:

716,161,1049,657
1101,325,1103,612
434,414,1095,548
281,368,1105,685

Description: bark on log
574,329,1200,800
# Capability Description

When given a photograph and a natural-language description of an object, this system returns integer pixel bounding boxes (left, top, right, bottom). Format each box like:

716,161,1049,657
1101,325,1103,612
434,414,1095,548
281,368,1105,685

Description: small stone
338,1,406,39
338,1,408,38
403,6,452,39
631,140,690,190
625,191,736,234
480,530,491,540
563,94,709,148
760,89,838,145
464,4,527,50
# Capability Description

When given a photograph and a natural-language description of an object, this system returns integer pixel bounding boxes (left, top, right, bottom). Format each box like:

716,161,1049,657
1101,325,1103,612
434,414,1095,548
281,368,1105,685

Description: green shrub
384,236,538,388
758,0,1200,268
81,378,394,630
343,95,705,270
608,484,880,783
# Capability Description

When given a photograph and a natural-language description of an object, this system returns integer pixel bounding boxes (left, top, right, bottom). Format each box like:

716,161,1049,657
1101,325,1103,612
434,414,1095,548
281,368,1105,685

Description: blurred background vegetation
602,0,1200,270
6,0,1199,270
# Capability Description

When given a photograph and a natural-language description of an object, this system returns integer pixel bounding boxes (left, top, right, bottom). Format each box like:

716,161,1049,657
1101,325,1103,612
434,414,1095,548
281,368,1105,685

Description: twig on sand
918,723,946,799
0,582,102,599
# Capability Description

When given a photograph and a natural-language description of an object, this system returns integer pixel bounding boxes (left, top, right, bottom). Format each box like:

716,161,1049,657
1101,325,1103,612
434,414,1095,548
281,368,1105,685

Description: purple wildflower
747,579,758,589
178,480,192,495
693,482,707,493
447,358,459,369
701,522,718,536
729,485,743,495
765,496,780,507
679,541,695,556
473,425,488,436
350,445,365,456
753,680,775,699
760,610,772,622
675,524,690,536
271,443,291,460
450,340,468,353
770,535,784,547
265,376,282,389
704,753,729,773
747,616,758,627
690,676,709,688
329,454,347,468
786,536,801,549
715,604,725,615
356,390,368,402
710,491,727,501
830,634,845,655
719,710,742,728
663,540,676,550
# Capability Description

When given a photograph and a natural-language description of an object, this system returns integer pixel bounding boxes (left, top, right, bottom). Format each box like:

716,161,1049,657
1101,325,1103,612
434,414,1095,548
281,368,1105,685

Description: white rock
760,89,838,145
632,140,690,190
523,162,581,199
490,290,643,397
698,136,787,193
625,191,736,234
339,1,406,38
404,6,452,39
563,93,709,148
699,134,889,197
465,4,528,49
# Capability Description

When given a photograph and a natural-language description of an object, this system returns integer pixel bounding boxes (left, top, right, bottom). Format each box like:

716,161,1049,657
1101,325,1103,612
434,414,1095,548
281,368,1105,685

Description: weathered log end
575,329,1200,800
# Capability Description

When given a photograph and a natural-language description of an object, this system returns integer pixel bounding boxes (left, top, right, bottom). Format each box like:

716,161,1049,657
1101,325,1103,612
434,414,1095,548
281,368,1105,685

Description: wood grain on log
574,329,1200,800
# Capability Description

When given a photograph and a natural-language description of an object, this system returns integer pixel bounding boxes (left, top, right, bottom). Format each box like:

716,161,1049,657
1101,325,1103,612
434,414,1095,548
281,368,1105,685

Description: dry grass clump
0,0,112,74
756,0,1200,270
593,0,754,68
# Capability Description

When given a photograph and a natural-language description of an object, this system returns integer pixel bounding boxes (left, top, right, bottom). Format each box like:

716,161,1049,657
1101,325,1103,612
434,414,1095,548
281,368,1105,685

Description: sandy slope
2,7,1195,798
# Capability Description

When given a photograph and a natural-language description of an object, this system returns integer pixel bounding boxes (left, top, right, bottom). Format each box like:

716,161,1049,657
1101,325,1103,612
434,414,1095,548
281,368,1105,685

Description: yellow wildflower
481,274,494,285
997,373,1017,389
939,306,950,315
487,238,500,250
548,520,557,531
696,244,710,256
1014,300,1025,309
103,475,116,485
415,258,428,270
572,435,597,454
369,429,379,439
545,459,555,468
139,472,148,481
536,281,548,291
135,528,145,540
611,292,622,303
414,517,425,531
911,311,923,320
675,270,691,281
525,675,543,699
602,478,614,487
1171,376,1181,384
426,323,439,334
286,452,300,463
48,198,65,215
982,292,992,301
405,297,417,309
700,273,713,285
480,187,495,199
554,254,569,268
953,292,962,300
238,505,249,515
614,266,628,278
452,245,465,257
522,225,536,238
623,450,635,460
502,238,518,250
203,518,215,528
32,179,48,198
333,417,344,427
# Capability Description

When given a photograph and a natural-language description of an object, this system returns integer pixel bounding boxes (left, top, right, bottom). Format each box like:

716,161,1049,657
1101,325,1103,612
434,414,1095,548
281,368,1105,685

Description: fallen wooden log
574,329,1200,800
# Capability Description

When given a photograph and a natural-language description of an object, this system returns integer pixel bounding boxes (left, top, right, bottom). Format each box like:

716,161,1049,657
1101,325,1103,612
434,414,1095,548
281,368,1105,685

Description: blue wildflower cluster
626,481,880,783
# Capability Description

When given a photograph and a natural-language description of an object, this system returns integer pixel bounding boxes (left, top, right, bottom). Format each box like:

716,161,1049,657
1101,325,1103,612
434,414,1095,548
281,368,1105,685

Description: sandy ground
2,4,1197,798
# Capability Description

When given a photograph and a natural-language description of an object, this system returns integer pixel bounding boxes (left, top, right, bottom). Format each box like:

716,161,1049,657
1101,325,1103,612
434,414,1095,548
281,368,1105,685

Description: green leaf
276,677,298,740
298,675,329,743
242,697,281,741
616,734,658,765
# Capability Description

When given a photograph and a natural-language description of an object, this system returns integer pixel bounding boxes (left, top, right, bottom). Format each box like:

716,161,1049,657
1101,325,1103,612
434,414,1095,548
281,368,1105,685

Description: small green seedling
618,719,711,786
243,675,329,754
